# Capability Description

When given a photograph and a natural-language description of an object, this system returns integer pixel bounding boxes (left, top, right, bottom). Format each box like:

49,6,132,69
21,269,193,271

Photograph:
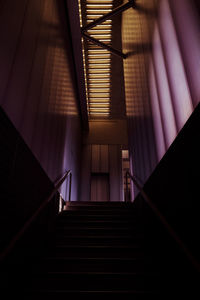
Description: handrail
0,170,72,261
125,171,200,272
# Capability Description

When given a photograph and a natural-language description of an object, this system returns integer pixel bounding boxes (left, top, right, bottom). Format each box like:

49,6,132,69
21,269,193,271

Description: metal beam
82,0,136,32
82,32,127,59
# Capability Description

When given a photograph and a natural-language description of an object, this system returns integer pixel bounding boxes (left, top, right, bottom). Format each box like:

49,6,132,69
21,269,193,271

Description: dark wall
134,103,200,269
0,107,55,255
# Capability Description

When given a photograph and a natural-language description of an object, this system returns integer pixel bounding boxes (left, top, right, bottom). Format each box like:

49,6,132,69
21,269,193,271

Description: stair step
60,210,137,216
55,235,143,246
19,202,163,297
37,257,154,273
65,205,135,210
57,214,138,222
55,227,140,236
28,272,160,291
24,289,159,299
50,245,143,258
56,220,138,227
66,201,135,206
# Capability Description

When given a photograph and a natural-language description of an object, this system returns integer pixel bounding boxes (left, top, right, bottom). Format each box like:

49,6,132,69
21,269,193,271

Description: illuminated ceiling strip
87,29,112,33
83,1,135,31
88,53,110,56
90,109,110,112
88,49,109,52
88,78,111,81
89,63,111,66
86,5,113,8
89,98,111,101
90,105,110,108
89,90,110,93
87,0,113,3
90,101,110,104
78,0,89,111
89,83,110,87
90,112,110,115
86,9,112,13
82,0,116,118
88,74,110,78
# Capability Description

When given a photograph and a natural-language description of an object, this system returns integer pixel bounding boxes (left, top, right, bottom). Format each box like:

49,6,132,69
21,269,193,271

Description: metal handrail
0,170,72,261
125,171,200,272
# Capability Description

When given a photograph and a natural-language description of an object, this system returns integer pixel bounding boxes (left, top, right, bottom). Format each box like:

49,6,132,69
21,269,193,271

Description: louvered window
79,0,113,118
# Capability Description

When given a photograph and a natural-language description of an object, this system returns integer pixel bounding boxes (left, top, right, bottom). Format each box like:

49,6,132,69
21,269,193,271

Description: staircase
22,201,160,298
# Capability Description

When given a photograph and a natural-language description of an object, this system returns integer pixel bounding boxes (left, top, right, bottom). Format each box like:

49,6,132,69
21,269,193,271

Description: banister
0,169,72,261
125,171,200,272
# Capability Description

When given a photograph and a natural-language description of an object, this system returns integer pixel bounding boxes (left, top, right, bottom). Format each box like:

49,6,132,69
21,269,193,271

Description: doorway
90,173,110,202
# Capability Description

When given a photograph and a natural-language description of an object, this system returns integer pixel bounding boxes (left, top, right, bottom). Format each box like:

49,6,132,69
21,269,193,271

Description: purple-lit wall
122,0,200,196
150,0,200,160
122,0,158,196
0,0,82,201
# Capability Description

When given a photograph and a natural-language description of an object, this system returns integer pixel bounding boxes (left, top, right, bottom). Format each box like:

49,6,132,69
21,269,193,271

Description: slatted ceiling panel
79,0,113,118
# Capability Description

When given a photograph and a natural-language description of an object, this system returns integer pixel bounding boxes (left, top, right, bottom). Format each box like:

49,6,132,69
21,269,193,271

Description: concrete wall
122,0,158,194
149,0,199,162
0,0,82,200
150,0,200,160
122,0,200,196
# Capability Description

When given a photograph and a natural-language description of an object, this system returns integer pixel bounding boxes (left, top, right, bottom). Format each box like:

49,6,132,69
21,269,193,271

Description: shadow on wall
124,42,151,57
149,0,200,162
122,0,200,198
0,0,82,200
133,2,158,17
122,0,158,193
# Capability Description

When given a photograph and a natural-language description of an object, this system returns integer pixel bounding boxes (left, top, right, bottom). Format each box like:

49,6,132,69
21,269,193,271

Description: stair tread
28,289,159,294
20,202,162,296
44,257,145,261
40,271,158,276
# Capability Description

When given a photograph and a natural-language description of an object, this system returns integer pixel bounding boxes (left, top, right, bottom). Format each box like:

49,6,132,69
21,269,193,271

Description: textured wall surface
122,0,200,195
149,0,199,160
122,0,158,190
0,0,82,200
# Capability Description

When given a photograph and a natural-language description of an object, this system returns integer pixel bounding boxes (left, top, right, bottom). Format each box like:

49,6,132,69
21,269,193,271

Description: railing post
125,171,129,202
68,172,72,202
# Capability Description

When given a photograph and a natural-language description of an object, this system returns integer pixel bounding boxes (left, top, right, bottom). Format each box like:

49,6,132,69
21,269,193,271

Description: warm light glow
99,39,111,42
88,78,111,82
90,34,111,38
88,74,110,78
88,49,109,52
90,104,110,108
88,29,112,33
86,4,113,8
90,112,110,115
79,0,113,118
89,93,110,97
96,24,112,27
86,9,112,13
88,60,111,65
87,14,104,18
89,64,111,67
89,68,110,72
87,0,112,2
90,98,110,102
88,53,111,57
89,83,110,87
89,88,110,93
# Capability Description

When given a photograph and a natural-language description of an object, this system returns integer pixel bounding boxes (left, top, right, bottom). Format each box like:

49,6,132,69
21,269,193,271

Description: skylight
78,0,113,118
